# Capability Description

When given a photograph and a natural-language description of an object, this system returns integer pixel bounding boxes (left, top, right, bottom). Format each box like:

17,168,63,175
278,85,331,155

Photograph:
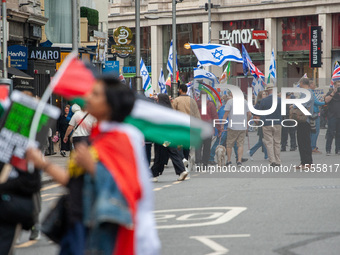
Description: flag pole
27,52,78,172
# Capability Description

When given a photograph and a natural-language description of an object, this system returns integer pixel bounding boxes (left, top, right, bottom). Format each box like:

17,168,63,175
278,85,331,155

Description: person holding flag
26,76,160,255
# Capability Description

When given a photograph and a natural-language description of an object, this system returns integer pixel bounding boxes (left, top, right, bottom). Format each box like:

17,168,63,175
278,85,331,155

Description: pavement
16,128,340,255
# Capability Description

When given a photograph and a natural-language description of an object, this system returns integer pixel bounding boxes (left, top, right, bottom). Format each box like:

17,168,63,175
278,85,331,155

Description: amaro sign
220,28,260,49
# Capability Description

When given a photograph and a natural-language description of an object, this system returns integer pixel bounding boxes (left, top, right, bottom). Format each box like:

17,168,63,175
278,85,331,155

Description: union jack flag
248,58,265,82
331,62,340,88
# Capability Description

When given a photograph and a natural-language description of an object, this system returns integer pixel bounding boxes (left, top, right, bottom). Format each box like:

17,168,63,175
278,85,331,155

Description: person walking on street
222,95,251,167
324,80,340,155
57,105,71,157
27,77,160,255
248,90,268,160
151,94,188,182
309,79,325,154
258,84,282,167
196,91,220,167
172,84,201,163
294,78,314,169
281,93,297,152
63,104,96,148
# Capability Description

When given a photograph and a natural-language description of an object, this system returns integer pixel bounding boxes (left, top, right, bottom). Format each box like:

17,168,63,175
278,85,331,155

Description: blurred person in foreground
27,77,160,255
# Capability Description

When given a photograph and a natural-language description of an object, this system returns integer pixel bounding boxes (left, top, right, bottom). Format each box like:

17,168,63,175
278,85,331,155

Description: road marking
41,183,61,191
172,181,181,184
190,234,250,255
153,188,163,191
15,240,38,248
163,185,172,188
154,207,247,229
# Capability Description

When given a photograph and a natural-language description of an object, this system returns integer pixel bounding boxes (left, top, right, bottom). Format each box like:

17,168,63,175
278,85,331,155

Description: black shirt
326,91,340,118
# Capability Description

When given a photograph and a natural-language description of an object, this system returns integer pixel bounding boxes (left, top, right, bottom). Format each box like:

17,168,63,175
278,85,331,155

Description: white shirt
224,99,249,131
69,111,96,137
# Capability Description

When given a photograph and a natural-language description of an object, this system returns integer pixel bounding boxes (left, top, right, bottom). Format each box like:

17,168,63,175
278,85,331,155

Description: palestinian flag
125,97,212,148
52,53,213,148
0,86,10,118
51,52,96,100
90,123,160,255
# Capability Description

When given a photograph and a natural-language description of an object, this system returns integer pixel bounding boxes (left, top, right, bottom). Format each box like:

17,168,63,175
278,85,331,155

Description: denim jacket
83,162,133,229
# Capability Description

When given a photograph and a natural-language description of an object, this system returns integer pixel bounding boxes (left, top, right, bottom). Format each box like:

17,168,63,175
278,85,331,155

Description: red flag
53,56,96,99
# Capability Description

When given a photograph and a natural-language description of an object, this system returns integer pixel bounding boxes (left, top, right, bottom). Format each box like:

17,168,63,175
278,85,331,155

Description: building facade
108,0,340,91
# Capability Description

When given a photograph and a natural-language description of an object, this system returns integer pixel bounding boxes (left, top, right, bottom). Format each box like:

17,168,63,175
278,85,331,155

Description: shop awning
0,62,33,79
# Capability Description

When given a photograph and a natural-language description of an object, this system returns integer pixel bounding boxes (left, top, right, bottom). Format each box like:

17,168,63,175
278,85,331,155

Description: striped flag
194,68,220,87
165,74,171,86
251,77,265,97
331,62,340,88
190,43,243,67
167,40,178,76
119,68,126,84
125,97,213,148
219,62,231,84
140,58,153,97
268,49,276,85
158,69,167,94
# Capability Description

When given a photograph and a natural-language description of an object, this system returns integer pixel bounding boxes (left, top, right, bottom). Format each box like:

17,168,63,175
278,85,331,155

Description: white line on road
154,207,247,229
190,234,250,255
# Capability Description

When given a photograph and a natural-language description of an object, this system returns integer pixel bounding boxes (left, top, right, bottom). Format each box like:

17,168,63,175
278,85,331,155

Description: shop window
280,16,318,51
332,13,340,49
44,0,72,44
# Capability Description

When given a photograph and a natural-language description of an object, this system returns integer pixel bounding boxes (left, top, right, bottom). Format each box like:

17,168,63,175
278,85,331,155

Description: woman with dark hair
27,77,160,255
150,93,188,182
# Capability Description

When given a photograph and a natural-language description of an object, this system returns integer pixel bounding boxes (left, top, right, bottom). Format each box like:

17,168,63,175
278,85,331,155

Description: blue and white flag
242,45,251,76
190,43,243,67
268,49,276,85
140,58,153,97
158,68,167,94
251,77,265,97
167,40,178,75
194,68,220,87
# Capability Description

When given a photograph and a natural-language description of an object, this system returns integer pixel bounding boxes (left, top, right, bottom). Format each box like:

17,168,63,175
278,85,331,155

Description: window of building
277,15,318,86
44,0,72,44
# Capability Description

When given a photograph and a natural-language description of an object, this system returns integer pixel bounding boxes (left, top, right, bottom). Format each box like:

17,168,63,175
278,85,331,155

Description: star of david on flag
190,43,243,67
167,40,178,75
158,68,167,94
140,58,153,97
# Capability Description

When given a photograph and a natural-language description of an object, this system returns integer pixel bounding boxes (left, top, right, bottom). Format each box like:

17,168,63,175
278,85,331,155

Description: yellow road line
153,188,163,191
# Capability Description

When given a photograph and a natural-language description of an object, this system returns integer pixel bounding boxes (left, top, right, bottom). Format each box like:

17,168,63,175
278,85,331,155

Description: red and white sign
252,30,268,40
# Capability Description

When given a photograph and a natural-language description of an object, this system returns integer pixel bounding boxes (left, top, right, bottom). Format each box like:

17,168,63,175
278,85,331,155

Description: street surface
16,129,340,255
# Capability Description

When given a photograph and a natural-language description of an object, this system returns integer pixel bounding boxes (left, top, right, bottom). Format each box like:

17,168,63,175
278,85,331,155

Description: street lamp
135,0,142,94
172,0,183,98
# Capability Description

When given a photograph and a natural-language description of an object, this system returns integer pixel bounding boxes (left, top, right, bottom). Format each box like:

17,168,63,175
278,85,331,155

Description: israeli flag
251,77,265,97
140,58,152,97
158,68,167,94
190,43,243,67
167,40,178,75
269,49,276,84
194,68,220,87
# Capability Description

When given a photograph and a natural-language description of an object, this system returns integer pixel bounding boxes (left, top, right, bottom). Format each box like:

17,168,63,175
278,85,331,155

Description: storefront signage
8,45,28,70
123,66,151,74
102,61,119,74
111,26,135,55
252,30,268,40
309,26,322,68
220,28,260,49
28,47,61,62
